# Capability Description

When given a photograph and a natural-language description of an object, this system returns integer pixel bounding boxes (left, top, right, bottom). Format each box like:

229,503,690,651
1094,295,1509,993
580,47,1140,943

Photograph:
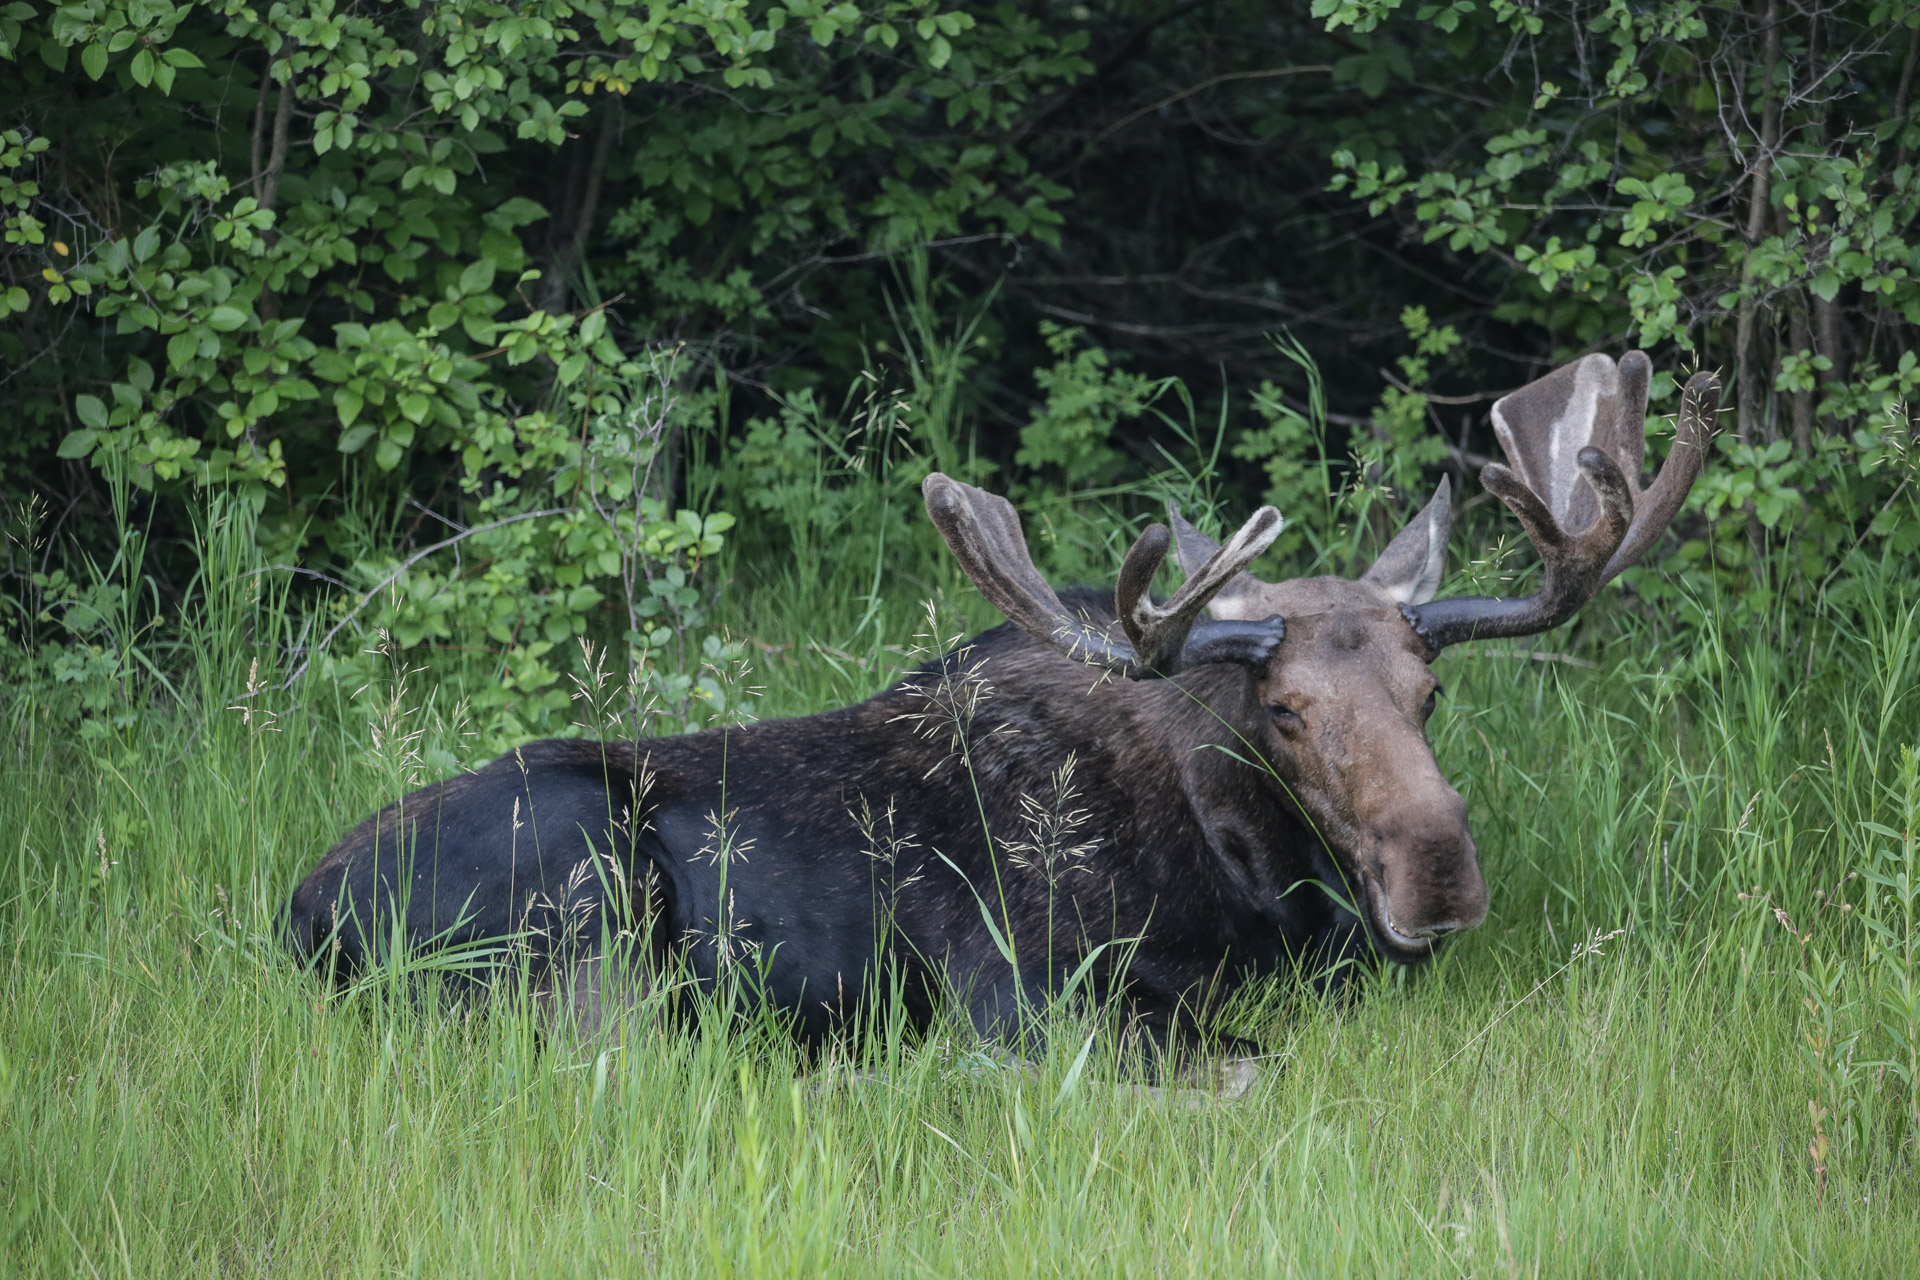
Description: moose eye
1268,703,1302,728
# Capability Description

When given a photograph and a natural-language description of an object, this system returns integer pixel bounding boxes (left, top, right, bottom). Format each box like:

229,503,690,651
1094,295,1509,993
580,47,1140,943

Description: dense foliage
5,1,1918,672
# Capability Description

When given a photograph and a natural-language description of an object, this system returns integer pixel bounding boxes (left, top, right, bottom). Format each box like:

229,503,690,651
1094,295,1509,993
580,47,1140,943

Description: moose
286,352,1718,1074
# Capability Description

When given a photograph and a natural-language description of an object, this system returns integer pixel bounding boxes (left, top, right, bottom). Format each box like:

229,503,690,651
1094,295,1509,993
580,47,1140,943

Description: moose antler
1408,354,1721,652
923,474,1287,678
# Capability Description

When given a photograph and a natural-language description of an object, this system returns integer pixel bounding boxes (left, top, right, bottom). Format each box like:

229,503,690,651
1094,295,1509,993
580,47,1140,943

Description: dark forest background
4,0,1918,742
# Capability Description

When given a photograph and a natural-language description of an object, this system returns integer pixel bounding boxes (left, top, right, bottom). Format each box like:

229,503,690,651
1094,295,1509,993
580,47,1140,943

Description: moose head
926,352,1720,963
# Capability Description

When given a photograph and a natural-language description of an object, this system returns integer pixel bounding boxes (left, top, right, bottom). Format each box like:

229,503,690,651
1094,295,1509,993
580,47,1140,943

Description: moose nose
1370,803,1489,940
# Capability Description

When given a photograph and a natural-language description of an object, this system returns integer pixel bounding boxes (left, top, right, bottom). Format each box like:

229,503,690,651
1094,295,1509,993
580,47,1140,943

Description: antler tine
1601,369,1722,580
923,474,1136,672
924,474,1288,679
1115,506,1284,671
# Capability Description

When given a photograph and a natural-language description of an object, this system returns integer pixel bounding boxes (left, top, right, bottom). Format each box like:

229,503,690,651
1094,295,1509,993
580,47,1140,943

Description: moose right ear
1362,476,1452,605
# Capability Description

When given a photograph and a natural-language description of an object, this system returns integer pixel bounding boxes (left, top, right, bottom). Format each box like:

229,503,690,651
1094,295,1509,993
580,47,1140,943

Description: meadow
4,467,1919,1279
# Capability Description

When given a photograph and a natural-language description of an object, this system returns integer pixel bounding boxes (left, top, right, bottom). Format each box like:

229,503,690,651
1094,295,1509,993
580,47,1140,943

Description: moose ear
1168,502,1267,620
1362,476,1452,605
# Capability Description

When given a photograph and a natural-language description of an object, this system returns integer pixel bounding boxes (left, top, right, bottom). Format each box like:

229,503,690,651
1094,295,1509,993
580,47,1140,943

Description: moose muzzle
1362,792,1489,956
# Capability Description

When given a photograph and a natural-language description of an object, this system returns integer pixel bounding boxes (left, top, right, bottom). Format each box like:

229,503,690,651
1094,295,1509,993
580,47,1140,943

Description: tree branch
280,508,567,689
1076,65,1332,159
250,59,270,203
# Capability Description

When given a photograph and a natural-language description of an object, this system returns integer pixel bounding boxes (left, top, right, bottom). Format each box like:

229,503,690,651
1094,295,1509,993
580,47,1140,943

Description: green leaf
80,43,107,81
167,330,199,370
458,258,497,295
489,197,548,228
130,47,153,88
58,429,99,459
338,424,376,453
161,47,205,69
207,305,248,332
398,392,430,424
334,387,365,428
74,394,108,430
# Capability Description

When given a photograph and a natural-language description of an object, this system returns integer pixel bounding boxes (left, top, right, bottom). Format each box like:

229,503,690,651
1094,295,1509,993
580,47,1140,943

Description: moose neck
942,632,1360,968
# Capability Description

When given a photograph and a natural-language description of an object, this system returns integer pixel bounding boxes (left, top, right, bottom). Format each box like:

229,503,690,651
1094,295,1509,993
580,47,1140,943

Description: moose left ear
1362,476,1452,605
1168,502,1267,620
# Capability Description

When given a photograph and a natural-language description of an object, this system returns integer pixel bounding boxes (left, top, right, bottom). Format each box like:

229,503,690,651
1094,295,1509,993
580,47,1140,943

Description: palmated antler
1409,354,1720,652
923,474,1287,678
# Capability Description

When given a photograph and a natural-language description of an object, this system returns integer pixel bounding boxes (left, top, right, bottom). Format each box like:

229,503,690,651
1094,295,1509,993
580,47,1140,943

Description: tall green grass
4,470,1918,1275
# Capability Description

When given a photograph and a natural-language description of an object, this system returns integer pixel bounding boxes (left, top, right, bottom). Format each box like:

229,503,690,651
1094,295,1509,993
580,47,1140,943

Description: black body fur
285,595,1371,1053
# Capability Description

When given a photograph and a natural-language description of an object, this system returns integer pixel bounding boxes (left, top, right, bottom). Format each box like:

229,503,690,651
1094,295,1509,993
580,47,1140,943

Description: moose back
286,353,1718,1060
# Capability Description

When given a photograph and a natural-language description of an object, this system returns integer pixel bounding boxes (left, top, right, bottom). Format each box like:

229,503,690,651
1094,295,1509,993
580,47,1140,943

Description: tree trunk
252,58,295,322
1896,24,1920,172
1733,0,1782,447
541,96,623,315
1787,290,1815,456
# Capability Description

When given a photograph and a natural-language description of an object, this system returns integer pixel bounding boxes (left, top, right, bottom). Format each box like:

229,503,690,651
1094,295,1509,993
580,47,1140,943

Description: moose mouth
1358,875,1437,962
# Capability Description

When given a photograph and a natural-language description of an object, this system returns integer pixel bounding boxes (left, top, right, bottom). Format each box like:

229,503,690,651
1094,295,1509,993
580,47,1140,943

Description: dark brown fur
285,591,1436,1058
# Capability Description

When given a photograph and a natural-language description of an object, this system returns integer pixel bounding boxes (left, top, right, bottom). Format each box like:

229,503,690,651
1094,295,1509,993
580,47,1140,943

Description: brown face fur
1215,574,1489,960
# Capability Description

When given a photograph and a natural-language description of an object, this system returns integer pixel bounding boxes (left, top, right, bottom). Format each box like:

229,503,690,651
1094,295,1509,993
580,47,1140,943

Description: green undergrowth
4,504,1919,1276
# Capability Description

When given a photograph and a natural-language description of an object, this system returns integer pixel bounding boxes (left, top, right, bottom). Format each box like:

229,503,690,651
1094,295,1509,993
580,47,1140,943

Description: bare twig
1378,366,1502,406
280,508,567,689
1079,65,1332,156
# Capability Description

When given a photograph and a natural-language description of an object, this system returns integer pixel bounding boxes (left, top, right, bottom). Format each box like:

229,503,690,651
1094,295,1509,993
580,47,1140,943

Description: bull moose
286,352,1719,1071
